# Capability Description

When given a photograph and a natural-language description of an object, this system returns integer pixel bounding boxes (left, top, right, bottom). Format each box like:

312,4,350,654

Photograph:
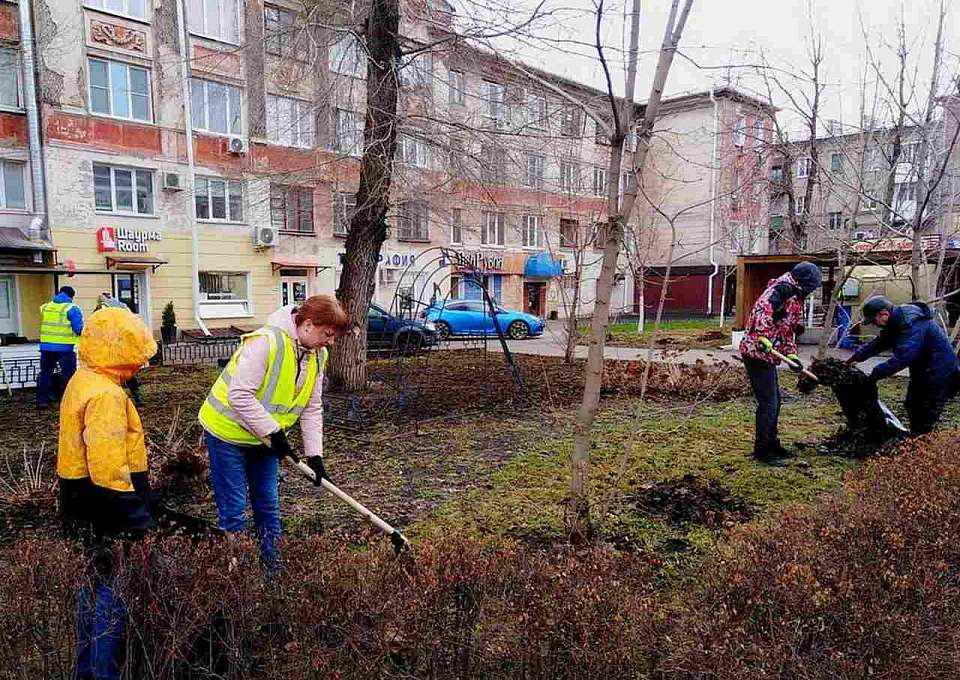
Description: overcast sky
466,0,959,134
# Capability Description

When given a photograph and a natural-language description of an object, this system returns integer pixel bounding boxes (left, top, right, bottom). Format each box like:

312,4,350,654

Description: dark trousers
744,356,781,453
906,372,960,435
37,349,77,405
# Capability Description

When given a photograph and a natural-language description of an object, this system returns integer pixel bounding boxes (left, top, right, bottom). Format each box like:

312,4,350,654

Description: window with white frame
620,170,635,197
733,115,746,146
521,214,543,248
795,195,806,215
480,143,505,183
865,192,880,210
195,176,243,221
481,81,505,126
450,208,463,244
333,109,364,156
865,144,883,171
187,0,239,43
448,136,464,175
481,211,505,246
900,141,919,164
190,78,241,135
828,211,843,230
400,53,432,89
524,153,544,188
560,106,581,137
400,135,430,168
895,181,917,205
560,160,579,192
93,163,153,215
270,184,313,233
86,0,147,19
0,49,21,109
334,191,356,236
796,156,812,179
397,201,429,241
753,117,764,147
592,166,607,196
266,94,314,148
526,92,546,129
0,160,25,210
559,218,578,249
624,127,637,152
448,70,465,105
199,271,250,318
89,58,150,122
329,32,364,77
265,5,299,58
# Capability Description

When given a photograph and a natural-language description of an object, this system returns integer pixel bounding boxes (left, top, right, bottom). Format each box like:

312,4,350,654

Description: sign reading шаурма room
97,225,162,253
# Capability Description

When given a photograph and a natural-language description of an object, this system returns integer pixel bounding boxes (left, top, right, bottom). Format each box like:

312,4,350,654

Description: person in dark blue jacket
37,286,84,406
848,296,960,434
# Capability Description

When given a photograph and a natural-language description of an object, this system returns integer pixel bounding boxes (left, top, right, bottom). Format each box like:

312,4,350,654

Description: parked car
367,303,437,354
423,300,545,340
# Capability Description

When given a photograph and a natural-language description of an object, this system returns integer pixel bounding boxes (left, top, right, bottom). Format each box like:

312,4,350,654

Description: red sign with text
96,226,118,253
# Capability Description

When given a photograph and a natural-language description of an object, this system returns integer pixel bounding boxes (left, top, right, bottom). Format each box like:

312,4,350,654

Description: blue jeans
37,349,77,405
75,581,126,680
205,431,281,567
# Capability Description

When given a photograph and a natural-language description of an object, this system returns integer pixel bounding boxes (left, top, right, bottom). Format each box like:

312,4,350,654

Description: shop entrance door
0,276,18,335
523,282,546,317
113,273,140,314
280,277,309,307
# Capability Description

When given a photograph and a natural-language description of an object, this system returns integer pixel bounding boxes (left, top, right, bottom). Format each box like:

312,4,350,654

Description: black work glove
268,430,297,462
793,323,805,337
305,456,328,486
845,355,858,367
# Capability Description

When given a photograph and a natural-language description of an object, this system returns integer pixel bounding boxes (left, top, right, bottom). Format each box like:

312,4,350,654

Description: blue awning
524,252,563,279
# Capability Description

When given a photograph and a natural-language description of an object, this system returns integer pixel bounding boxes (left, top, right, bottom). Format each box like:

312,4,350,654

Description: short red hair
294,295,349,333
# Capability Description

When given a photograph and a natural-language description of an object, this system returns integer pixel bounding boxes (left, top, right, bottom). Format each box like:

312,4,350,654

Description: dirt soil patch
630,474,753,529
599,328,730,350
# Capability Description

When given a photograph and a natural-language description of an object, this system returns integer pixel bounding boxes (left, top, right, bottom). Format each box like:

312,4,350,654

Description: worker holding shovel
198,295,349,569
740,262,823,465
847,296,960,435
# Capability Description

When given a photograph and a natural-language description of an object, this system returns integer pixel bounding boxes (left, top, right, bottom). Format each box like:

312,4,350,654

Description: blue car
367,303,437,354
424,300,545,340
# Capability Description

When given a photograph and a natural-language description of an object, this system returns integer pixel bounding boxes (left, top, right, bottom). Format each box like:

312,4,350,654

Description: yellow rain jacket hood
57,307,158,538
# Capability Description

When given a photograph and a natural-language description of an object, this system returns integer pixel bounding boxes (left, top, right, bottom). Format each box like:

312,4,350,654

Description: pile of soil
631,474,753,529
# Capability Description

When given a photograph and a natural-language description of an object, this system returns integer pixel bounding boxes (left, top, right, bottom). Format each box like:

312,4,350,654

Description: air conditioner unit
162,172,182,191
228,137,248,155
255,226,278,248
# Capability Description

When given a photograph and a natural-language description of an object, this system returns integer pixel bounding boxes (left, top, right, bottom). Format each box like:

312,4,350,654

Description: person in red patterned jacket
739,262,822,465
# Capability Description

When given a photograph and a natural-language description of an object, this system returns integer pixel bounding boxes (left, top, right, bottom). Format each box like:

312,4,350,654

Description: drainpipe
176,0,209,335
18,0,47,242
706,87,720,318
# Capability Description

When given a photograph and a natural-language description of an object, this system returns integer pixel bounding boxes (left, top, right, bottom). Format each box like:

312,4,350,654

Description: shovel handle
768,348,819,382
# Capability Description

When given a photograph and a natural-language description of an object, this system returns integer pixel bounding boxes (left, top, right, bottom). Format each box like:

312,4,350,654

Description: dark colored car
367,303,437,354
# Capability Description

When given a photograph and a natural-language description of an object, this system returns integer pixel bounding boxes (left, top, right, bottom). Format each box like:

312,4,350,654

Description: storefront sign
336,251,417,269
449,250,505,272
97,225,162,253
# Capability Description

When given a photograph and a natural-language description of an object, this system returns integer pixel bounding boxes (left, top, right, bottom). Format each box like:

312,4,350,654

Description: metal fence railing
159,340,240,366
0,357,42,389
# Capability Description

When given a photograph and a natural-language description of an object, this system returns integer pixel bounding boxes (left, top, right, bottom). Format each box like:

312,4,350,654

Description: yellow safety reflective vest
198,326,325,446
40,301,80,345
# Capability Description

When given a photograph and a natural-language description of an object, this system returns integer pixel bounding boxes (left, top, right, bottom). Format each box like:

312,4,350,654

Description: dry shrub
657,431,960,678
603,359,749,402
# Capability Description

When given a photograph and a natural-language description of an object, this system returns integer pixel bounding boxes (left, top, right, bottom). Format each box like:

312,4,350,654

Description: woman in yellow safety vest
198,295,348,567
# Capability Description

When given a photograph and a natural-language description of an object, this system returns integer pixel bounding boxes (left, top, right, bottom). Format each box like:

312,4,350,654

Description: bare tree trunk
328,0,401,392
567,0,692,542
564,247,583,363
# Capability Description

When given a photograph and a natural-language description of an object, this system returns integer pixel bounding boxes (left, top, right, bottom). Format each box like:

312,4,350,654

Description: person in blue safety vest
37,285,84,407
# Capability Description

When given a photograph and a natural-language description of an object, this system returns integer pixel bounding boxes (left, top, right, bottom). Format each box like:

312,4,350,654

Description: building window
190,78,241,135
89,58,151,122
195,176,243,221
334,192,356,236
521,214,543,249
560,106,581,137
524,153,544,188
400,135,430,168
770,164,784,183
329,32,364,77
560,161,580,193
187,0,239,43
795,195,806,215
593,166,607,196
93,164,153,215
830,152,843,173
559,218,577,249
0,160,25,210
865,193,879,210
451,208,463,245
85,0,147,19
480,143,505,183
595,119,610,145
753,117,764,147
796,156,812,179
481,81,505,127
333,109,364,156
751,182,764,203
397,201,429,241
0,49,21,109
270,184,313,233
448,136,464,175
895,181,917,205
900,141,919,164
828,211,843,230
448,70,466,105
400,53,432,89
266,94,314,148
265,5,297,57
481,211,505,246
199,271,250,318
733,115,746,146
526,92,547,129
